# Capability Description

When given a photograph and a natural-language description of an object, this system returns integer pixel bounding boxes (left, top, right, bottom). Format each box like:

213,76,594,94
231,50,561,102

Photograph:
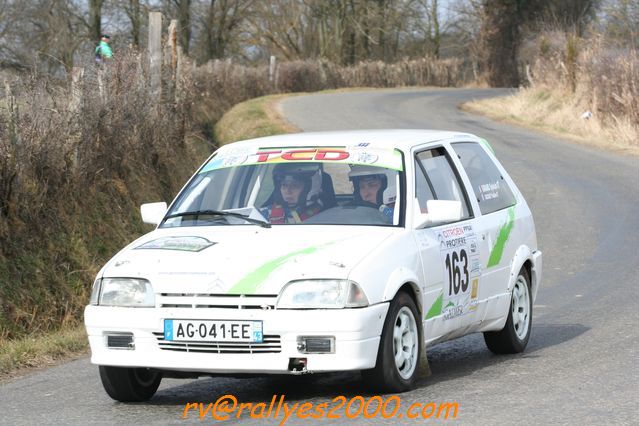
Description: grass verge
214,94,301,145
461,87,639,156
0,325,88,383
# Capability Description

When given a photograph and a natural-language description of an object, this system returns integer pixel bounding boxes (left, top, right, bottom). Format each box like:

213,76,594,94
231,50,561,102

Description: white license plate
164,319,263,343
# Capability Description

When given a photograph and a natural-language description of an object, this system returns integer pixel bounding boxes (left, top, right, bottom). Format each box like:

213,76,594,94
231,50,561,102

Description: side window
452,142,516,215
414,158,435,211
415,147,471,220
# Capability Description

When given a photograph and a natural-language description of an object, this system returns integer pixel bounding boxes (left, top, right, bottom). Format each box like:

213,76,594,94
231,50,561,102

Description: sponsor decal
478,181,501,201
438,224,481,320
135,236,216,252
199,146,403,173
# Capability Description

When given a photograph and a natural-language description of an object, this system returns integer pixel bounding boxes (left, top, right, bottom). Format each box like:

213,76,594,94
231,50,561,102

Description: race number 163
445,249,469,296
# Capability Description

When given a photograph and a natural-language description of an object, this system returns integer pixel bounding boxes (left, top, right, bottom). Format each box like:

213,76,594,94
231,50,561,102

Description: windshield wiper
164,209,271,228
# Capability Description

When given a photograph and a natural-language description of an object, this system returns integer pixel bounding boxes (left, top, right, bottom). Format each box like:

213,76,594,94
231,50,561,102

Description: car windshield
162,146,404,227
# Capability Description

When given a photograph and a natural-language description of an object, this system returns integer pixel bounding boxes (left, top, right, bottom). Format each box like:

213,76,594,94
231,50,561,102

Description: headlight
98,278,155,307
277,280,369,309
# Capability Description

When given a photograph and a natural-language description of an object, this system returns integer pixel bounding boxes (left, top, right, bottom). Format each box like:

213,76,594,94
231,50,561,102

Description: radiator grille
153,332,282,354
157,293,277,310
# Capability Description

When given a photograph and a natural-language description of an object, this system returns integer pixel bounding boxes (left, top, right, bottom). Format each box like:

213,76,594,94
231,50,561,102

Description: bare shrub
192,60,273,138
276,61,325,93
584,45,639,125
193,57,471,125
529,31,639,128
0,51,201,339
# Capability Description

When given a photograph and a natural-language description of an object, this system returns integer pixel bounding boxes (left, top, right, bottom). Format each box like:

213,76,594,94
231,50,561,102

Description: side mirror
140,202,167,226
413,199,462,229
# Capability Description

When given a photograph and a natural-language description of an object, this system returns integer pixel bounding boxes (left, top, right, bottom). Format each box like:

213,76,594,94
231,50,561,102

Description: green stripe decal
425,292,443,320
487,206,516,268
479,138,495,155
228,246,318,294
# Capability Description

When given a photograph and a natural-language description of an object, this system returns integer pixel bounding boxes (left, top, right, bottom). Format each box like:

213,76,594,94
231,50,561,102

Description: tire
99,366,162,402
362,291,423,393
483,268,533,354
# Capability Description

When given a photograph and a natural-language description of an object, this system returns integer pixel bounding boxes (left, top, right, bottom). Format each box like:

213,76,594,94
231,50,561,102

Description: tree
170,0,192,54
248,0,315,60
89,0,104,41
404,0,443,58
540,0,599,36
197,0,254,60
478,0,600,87
123,0,143,48
8,0,87,73
478,0,524,87
0,0,22,69
430,0,440,58
248,0,429,64
602,0,638,48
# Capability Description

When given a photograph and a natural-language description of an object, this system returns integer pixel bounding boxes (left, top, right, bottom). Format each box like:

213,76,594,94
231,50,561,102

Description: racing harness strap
268,204,321,224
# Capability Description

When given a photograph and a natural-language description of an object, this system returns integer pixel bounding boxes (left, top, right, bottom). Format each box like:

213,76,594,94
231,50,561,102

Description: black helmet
271,163,322,209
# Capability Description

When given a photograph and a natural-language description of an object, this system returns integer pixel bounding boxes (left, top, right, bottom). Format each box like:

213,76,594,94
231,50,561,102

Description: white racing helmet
348,165,396,206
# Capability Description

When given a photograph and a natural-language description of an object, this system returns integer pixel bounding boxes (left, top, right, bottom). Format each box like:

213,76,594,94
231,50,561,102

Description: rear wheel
484,268,532,354
362,291,423,393
99,366,162,402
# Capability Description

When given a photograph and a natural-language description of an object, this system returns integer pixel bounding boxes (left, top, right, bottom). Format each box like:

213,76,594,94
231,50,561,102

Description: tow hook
288,358,308,374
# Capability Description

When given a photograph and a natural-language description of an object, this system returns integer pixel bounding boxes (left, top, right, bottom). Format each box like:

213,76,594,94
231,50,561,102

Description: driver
349,165,395,223
261,163,323,224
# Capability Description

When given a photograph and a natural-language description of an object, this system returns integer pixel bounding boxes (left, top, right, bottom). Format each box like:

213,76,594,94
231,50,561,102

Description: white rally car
85,130,542,401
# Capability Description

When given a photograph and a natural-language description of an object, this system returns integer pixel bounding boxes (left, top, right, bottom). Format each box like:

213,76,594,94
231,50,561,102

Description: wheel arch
382,268,423,317
508,245,539,302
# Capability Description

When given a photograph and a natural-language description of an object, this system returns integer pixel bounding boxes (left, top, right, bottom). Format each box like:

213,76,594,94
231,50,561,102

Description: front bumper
84,303,389,374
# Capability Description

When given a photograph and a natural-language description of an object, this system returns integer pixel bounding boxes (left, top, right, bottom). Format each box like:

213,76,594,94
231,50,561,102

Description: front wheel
484,268,533,354
99,366,162,402
362,291,423,393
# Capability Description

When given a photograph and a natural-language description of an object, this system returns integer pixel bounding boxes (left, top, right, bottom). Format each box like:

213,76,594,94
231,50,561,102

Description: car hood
102,225,395,295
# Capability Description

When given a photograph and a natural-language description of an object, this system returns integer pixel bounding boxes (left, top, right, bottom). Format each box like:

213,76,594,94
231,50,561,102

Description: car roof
217,129,481,152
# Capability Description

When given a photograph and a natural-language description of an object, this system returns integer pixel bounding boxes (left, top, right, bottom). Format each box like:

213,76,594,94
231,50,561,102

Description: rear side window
452,142,516,215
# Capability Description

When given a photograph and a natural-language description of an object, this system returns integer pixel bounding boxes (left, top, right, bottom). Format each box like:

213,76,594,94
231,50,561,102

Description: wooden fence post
69,67,84,113
269,55,277,90
168,20,178,72
4,80,19,146
319,60,327,87
175,46,184,102
136,54,145,91
3,80,20,207
168,20,180,102
148,11,162,101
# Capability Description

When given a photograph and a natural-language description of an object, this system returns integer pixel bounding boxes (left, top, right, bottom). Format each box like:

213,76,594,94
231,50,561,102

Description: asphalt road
2,88,638,425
